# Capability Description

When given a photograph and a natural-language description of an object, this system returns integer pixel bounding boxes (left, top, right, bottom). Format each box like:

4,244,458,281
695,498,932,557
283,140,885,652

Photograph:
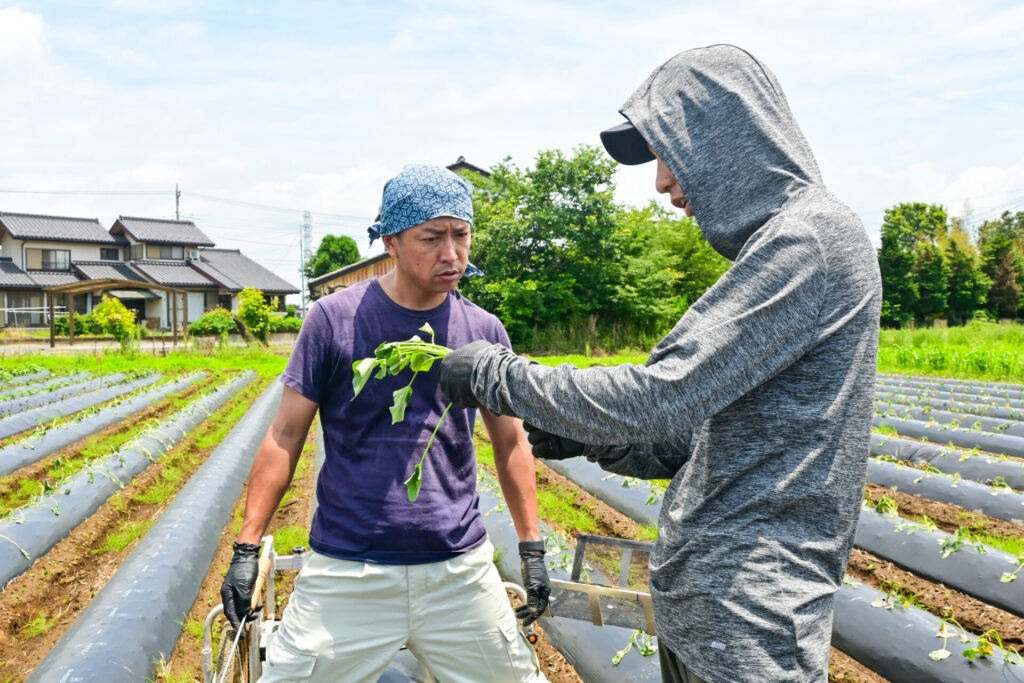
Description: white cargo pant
258,539,546,683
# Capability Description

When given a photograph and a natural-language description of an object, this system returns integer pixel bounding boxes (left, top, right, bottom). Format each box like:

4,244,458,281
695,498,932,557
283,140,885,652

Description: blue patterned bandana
368,164,482,276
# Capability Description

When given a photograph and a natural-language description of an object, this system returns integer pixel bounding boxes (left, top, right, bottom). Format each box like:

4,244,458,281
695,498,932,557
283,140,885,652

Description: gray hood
621,44,822,260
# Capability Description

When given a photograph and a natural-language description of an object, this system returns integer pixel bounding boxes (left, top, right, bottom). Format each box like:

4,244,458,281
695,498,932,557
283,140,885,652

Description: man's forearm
494,443,541,542
237,428,305,544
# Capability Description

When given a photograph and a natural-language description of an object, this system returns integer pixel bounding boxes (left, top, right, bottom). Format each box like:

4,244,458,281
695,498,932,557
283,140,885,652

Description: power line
184,191,372,222
0,188,166,196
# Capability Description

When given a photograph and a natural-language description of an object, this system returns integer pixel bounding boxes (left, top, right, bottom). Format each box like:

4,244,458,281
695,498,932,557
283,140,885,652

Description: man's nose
439,236,458,262
654,167,673,195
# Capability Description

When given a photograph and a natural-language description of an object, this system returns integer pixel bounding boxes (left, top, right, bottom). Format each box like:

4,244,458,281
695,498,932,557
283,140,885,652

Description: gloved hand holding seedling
351,322,452,502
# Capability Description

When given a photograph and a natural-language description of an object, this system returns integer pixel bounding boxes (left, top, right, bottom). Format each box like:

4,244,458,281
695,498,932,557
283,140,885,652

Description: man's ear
382,234,400,259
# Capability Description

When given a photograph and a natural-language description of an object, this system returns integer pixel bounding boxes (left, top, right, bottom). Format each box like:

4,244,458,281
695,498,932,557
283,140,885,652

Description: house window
25,248,70,271
147,245,185,260
5,292,43,325
100,247,120,261
128,244,143,260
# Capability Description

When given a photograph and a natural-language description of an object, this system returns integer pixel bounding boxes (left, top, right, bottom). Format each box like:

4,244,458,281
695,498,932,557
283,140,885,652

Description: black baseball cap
600,121,656,165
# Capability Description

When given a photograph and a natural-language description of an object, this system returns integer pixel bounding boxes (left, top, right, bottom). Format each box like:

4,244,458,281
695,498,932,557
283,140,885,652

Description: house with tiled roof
0,211,298,329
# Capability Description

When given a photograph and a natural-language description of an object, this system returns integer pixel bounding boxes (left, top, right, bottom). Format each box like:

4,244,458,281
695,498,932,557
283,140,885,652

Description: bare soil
864,482,1024,540
0,377,267,682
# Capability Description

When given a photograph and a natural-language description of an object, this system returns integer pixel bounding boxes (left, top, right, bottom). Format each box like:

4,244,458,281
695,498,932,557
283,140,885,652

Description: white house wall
0,232,18,264
19,240,115,267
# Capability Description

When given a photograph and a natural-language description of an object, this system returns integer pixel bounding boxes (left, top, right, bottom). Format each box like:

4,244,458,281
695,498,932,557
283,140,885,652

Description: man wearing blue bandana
221,164,549,682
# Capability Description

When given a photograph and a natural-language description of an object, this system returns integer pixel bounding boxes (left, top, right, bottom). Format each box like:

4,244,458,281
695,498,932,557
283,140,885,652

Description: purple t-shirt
281,279,511,564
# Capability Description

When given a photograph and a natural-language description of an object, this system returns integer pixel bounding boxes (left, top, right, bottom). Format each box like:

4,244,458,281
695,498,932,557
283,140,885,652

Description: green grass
966,529,1024,556
132,466,183,505
272,525,310,555
0,346,287,381
18,610,57,640
92,519,155,554
529,353,647,368
535,475,598,534
879,322,1024,382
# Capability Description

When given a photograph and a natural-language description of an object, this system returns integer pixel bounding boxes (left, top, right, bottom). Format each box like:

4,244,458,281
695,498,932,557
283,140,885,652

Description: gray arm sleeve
470,224,826,448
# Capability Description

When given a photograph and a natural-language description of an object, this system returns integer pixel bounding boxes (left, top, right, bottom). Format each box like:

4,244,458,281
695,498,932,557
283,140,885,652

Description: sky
1,0,1023,304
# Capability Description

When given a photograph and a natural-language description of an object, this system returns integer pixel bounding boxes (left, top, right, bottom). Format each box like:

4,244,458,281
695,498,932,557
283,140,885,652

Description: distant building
0,211,298,329
308,252,393,299
307,157,488,300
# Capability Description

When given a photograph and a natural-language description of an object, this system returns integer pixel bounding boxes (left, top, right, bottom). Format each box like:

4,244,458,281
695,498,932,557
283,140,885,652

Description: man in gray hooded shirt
439,44,882,682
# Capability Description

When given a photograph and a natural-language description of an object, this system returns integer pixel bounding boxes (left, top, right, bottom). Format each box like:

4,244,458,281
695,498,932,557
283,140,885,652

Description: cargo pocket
263,636,318,682
498,618,542,682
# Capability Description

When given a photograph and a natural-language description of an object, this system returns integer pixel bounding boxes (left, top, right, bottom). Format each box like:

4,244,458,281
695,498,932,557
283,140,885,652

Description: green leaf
404,463,422,502
390,386,413,424
929,649,952,661
351,358,377,399
409,352,435,373
387,354,410,374
1001,572,1017,583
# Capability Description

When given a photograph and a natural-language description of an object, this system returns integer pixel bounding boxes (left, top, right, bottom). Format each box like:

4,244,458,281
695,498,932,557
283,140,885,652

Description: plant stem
419,402,453,466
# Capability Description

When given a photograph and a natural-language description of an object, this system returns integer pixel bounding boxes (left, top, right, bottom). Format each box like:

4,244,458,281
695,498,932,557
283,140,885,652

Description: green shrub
53,313,102,336
269,316,302,333
238,288,274,343
188,308,239,336
92,295,136,342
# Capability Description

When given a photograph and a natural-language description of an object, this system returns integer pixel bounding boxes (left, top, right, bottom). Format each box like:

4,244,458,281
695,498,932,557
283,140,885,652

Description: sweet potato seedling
351,323,453,502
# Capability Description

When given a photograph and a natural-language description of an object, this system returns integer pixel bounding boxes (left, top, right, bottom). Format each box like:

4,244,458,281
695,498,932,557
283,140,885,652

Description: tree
303,235,360,280
878,227,917,327
878,203,949,327
612,203,730,334
456,146,730,348
944,238,990,325
910,241,950,320
459,147,623,344
981,233,1023,318
882,203,949,250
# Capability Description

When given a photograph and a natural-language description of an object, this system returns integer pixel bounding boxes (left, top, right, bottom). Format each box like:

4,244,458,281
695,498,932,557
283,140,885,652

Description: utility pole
300,211,313,316
175,185,181,220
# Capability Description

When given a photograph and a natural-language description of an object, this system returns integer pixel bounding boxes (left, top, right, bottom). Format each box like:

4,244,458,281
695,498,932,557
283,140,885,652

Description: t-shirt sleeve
281,300,336,403
487,315,512,350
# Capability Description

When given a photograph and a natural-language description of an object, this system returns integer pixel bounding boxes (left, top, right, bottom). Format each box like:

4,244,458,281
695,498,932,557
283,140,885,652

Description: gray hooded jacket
469,45,881,682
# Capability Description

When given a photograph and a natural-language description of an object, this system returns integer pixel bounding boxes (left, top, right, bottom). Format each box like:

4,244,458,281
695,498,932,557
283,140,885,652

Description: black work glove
516,541,551,627
523,422,586,460
220,541,260,629
438,339,493,409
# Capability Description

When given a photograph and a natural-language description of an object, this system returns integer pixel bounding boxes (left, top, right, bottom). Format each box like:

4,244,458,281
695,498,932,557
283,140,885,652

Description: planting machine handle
250,548,273,614
502,581,538,644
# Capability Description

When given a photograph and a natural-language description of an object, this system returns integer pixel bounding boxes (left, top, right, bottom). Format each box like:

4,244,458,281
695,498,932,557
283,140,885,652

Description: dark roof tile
0,212,126,245
111,216,215,247
132,260,217,287
191,249,299,293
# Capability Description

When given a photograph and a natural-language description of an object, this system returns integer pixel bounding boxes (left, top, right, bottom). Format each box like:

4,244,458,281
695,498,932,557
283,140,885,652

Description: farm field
0,329,1023,682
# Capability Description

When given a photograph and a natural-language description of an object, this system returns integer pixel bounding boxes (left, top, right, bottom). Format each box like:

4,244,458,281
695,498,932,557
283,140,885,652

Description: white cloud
940,157,1024,223
2,0,1023,299
0,7,48,71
